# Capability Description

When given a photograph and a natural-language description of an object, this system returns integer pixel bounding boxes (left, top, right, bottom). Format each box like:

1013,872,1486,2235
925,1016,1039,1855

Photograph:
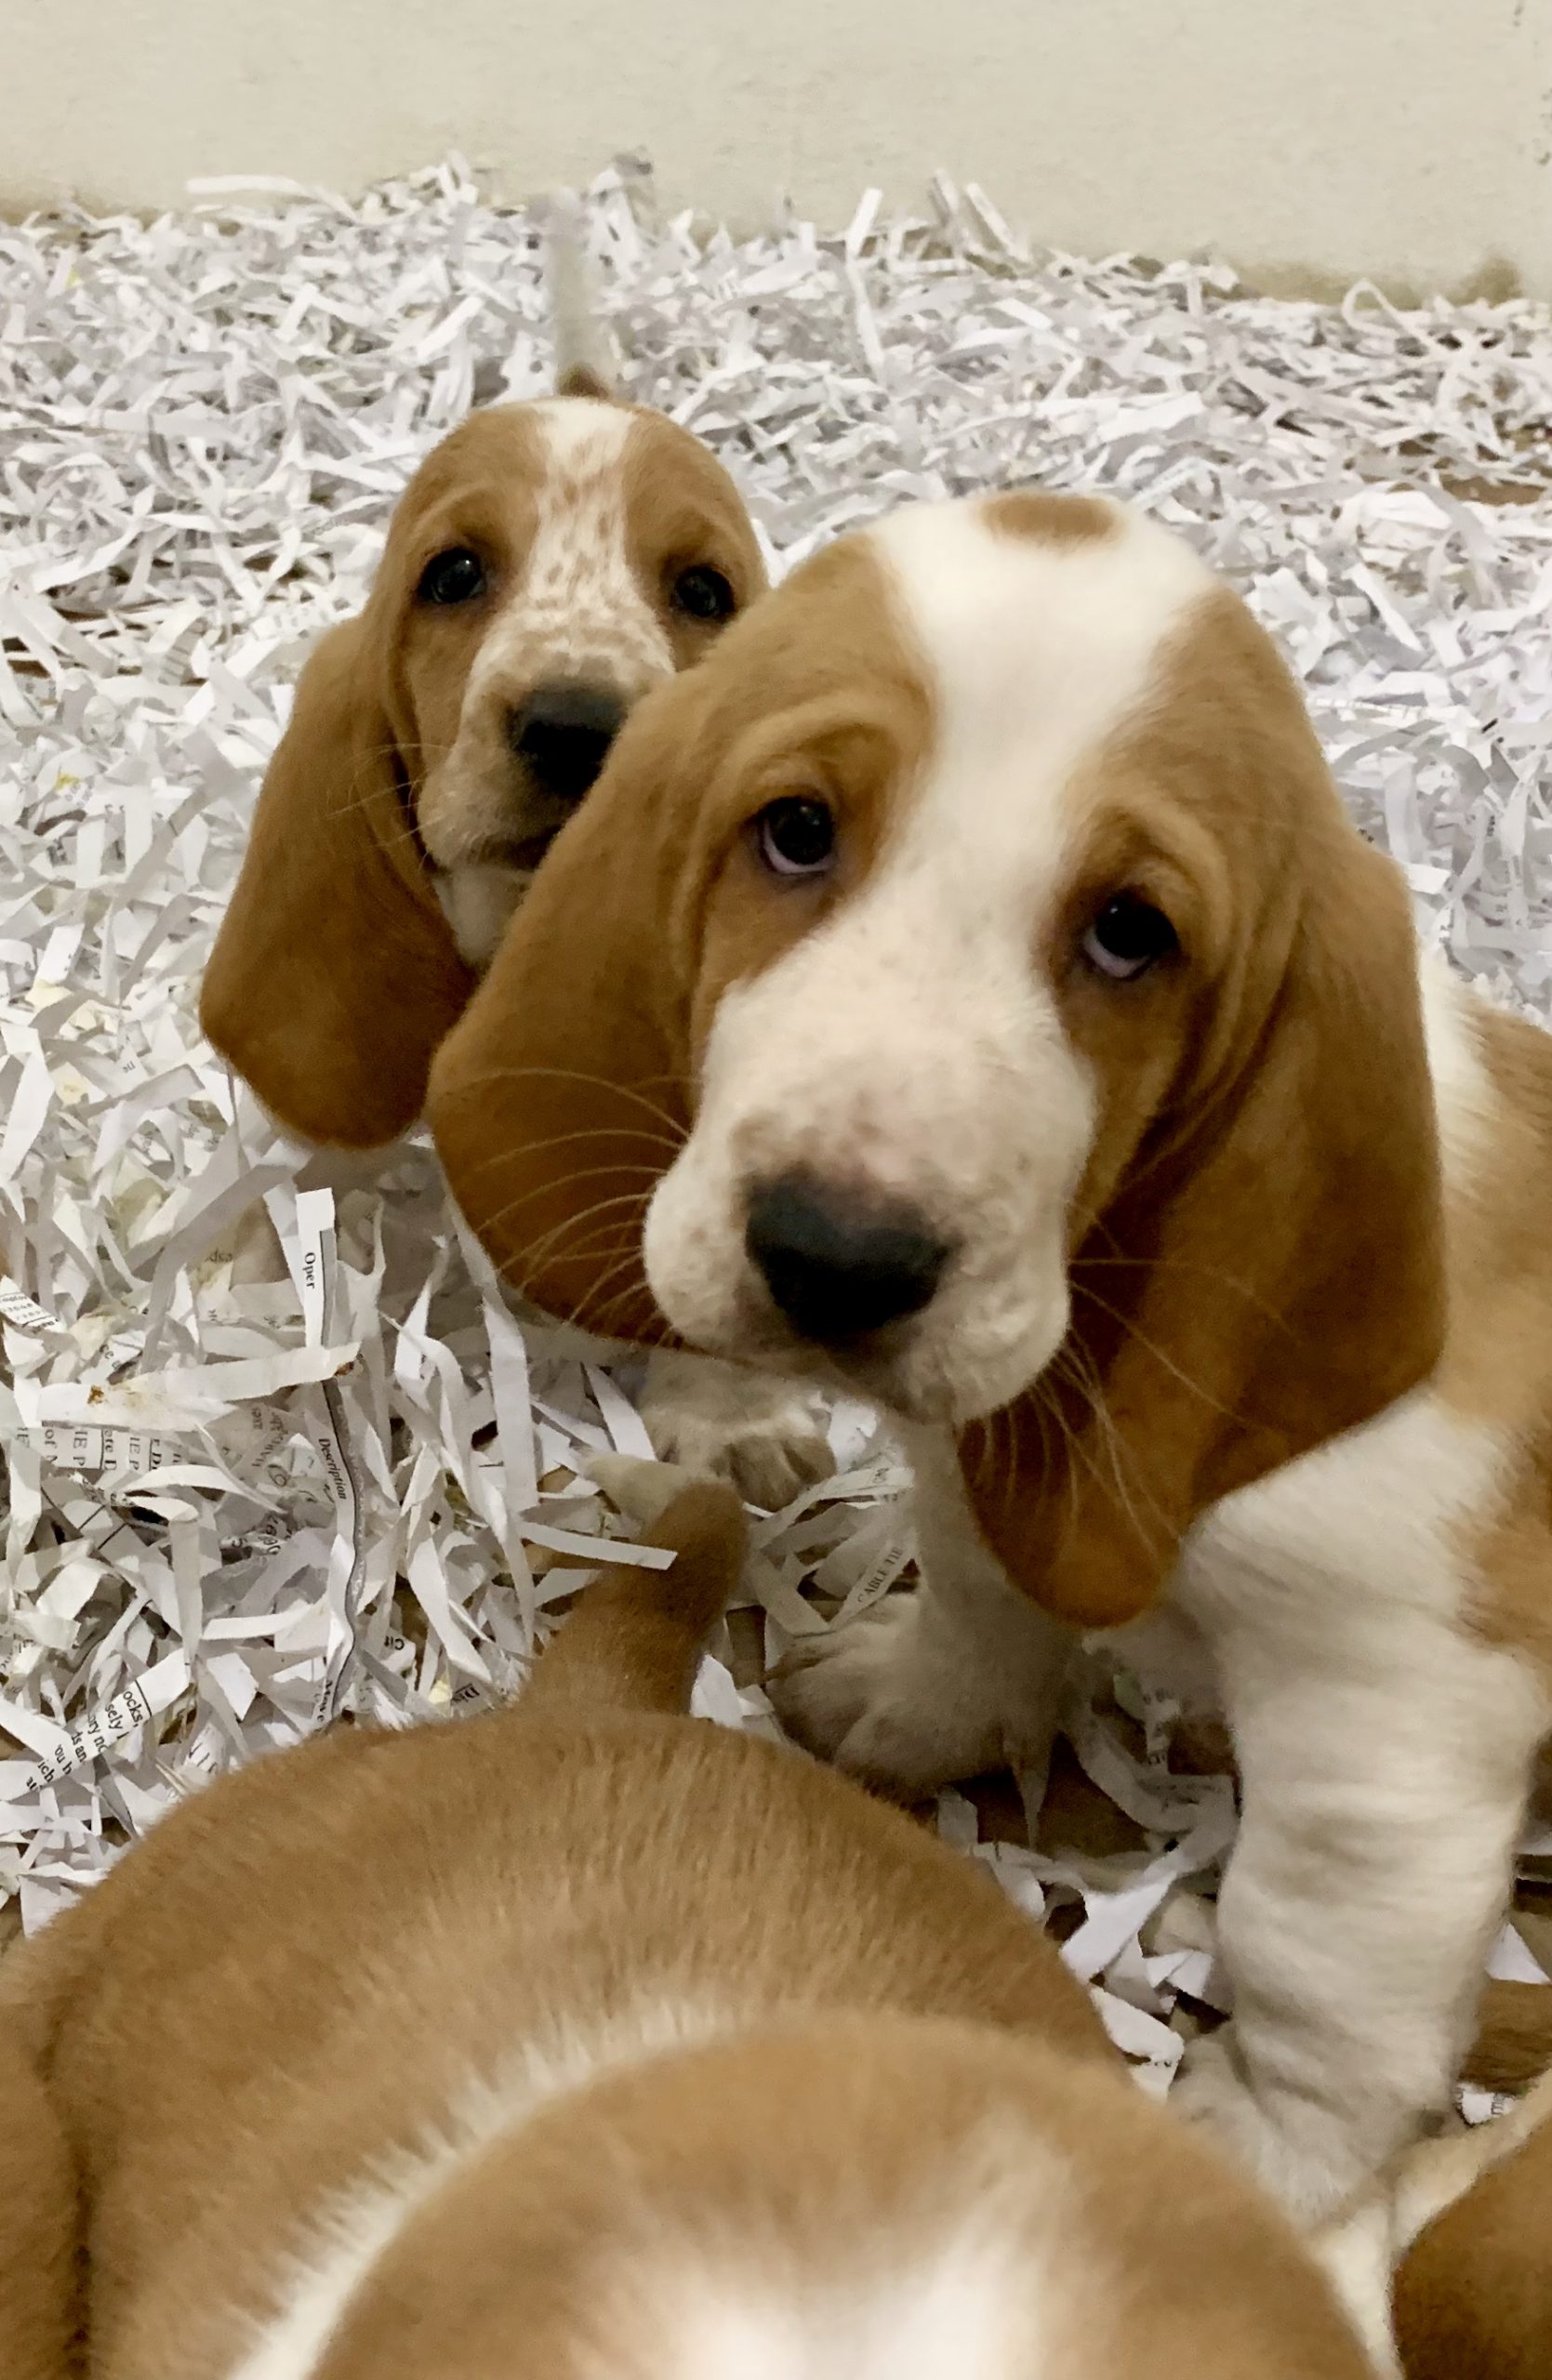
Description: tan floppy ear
200,618,475,1149
429,672,704,1337
960,838,1446,1629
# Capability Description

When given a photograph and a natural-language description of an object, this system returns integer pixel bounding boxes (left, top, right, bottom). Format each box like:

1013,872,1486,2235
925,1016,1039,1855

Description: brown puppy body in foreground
0,1471,1372,2380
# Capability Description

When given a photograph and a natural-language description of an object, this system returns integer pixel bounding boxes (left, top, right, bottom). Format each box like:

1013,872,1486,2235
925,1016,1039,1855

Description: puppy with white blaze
430,487,1552,2229
199,294,831,1507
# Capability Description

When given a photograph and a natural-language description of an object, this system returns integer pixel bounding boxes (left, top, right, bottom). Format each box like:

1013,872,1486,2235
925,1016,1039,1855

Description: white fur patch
476,401,673,692
867,498,1212,836
222,1999,732,2380
661,2233,1031,2380
423,397,676,968
644,496,1210,1424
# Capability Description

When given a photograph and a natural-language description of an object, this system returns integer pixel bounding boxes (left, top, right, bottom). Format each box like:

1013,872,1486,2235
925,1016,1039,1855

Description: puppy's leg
1174,1646,1538,2224
771,1424,1074,1797
639,1349,832,1511
1171,1421,1548,2226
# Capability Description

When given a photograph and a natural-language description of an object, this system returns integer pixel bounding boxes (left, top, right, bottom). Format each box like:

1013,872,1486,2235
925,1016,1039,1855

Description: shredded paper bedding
2,157,1549,2092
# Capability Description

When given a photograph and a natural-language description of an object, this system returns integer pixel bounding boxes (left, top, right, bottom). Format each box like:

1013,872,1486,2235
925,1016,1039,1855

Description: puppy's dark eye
1081,894,1178,981
417,548,486,606
755,797,835,879
672,565,736,622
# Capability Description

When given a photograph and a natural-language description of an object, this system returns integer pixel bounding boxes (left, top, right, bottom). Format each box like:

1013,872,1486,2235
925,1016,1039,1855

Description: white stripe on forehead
528,394,635,470
867,498,1214,870
468,396,672,696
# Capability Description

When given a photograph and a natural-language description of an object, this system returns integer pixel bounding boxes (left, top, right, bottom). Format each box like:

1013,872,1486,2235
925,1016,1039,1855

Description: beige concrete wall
4,0,1550,297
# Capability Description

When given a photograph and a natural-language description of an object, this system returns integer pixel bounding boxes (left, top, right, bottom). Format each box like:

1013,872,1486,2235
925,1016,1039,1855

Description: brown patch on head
381,405,550,780
677,534,932,1058
618,407,767,671
428,526,931,1329
985,488,1121,547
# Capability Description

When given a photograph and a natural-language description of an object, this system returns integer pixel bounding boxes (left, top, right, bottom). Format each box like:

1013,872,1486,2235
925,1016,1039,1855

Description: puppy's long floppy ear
201,618,476,1149
429,672,704,1336
961,836,1445,1630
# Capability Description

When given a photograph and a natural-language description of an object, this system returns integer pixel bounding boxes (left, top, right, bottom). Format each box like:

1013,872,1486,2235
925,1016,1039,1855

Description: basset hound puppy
427,488,1552,2230
200,365,831,1504
0,1463,1378,2380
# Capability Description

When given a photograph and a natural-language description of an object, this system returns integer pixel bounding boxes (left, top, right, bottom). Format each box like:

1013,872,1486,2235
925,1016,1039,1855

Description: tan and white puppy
0,1467,1376,2380
428,489,1552,2228
200,362,829,1504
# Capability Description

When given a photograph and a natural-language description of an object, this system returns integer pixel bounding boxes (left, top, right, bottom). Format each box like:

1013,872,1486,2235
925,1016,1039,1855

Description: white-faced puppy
200,372,830,1504
0,1467,1376,2380
429,488,1552,2228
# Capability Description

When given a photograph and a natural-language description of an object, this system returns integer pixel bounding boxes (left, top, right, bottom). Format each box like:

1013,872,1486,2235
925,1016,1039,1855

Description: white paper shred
2,158,1549,2084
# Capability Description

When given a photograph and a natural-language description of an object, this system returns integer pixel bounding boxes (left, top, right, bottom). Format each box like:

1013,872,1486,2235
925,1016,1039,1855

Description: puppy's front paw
1173,2029,1372,2227
771,1593,1006,1794
640,1355,832,1510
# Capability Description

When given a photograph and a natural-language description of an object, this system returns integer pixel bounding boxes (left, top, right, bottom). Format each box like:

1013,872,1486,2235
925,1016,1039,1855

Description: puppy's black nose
745,1175,951,1343
508,681,628,804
